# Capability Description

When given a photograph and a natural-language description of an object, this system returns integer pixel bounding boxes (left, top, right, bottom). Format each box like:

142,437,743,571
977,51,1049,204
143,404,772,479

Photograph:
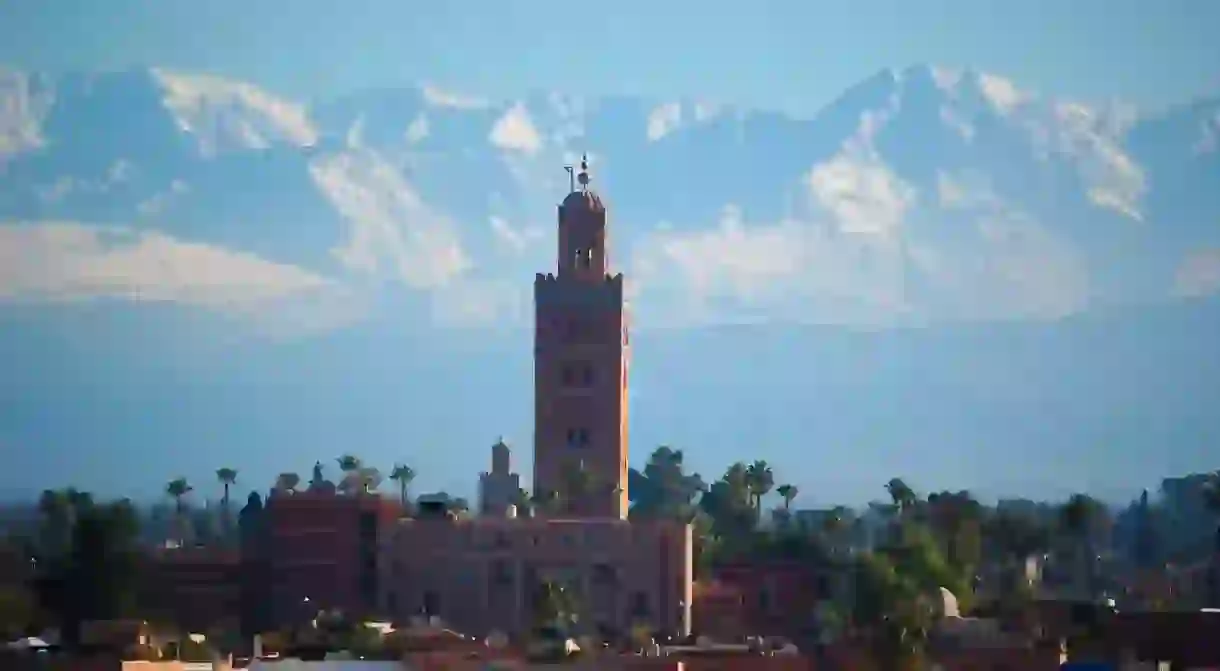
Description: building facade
382,513,692,638
379,158,692,639
240,489,401,627
140,546,242,633
693,561,837,644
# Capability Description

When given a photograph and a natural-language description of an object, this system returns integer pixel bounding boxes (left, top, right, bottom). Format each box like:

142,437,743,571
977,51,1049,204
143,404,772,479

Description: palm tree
274,472,301,494
337,454,363,494
166,477,193,545
389,464,415,506
885,478,917,517
166,478,193,515
777,484,798,510
215,468,238,540
216,468,237,508
745,460,774,517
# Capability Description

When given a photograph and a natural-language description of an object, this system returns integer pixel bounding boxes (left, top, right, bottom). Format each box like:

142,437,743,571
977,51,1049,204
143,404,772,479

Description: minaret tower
533,155,629,518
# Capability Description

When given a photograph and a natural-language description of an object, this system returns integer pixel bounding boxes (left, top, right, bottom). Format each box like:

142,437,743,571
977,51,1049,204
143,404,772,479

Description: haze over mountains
1,64,1218,504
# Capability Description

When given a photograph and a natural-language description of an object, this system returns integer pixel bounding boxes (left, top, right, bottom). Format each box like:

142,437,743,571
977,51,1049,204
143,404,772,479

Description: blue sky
3,0,1217,113
1,0,1218,508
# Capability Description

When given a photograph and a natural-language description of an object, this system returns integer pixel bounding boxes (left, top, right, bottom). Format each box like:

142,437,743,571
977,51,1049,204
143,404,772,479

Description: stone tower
533,156,629,519
479,438,521,516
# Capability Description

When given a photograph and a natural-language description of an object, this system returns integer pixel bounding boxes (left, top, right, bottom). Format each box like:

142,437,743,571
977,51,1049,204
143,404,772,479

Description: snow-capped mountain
3,64,1220,501
2,64,1218,331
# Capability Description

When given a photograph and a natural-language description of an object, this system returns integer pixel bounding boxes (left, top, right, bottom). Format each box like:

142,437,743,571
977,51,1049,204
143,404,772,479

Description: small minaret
479,438,521,517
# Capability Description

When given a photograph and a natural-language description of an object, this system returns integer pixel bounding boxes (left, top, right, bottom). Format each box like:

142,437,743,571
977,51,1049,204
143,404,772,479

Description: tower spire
577,154,590,192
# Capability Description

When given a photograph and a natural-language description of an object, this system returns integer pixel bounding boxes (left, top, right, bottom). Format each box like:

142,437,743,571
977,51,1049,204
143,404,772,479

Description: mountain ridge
1,63,1219,502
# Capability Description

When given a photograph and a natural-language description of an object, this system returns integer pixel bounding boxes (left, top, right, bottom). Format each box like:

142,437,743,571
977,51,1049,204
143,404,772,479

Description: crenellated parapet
534,271,625,311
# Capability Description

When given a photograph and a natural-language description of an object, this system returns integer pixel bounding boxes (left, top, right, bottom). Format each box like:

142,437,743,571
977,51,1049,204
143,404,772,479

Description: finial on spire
577,153,591,192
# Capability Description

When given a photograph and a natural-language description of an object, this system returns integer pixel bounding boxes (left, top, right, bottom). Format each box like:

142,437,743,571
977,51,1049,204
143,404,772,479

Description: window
630,591,650,617
758,585,772,613
593,564,617,586
562,363,594,388
422,590,440,616
491,560,513,586
566,427,590,448
816,575,831,600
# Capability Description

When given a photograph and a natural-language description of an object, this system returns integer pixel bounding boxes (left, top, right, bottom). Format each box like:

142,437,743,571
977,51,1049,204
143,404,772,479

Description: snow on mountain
150,68,318,155
0,64,1218,330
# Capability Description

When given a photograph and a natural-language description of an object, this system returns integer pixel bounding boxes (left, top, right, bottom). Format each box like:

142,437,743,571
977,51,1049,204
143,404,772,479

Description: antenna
564,165,575,193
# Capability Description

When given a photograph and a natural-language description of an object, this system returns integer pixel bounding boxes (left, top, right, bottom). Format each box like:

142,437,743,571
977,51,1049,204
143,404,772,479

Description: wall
141,547,242,632
261,492,401,625
382,516,691,637
247,661,400,671
696,561,835,644
0,657,230,671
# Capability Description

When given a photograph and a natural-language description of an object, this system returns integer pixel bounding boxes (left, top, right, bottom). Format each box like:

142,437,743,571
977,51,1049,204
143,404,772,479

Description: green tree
851,551,932,671
777,484,799,510
925,490,983,571
215,468,237,509
274,472,301,494
984,508,1051,599
0,583,35,641
699,463,756,552
389,464,415,506
336,454,364,494
337,454,362,473
0,537,36,639
34,497,141,646
885,478,917,517
216,468,238,538
628,446,705,520
165,478,193,544
745,460,774,517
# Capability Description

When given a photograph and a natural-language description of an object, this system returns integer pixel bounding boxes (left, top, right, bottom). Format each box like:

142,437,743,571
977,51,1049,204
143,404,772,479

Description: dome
562,189,605,213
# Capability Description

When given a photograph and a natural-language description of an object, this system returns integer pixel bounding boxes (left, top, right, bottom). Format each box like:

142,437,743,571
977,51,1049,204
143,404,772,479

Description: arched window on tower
566,427,590,448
